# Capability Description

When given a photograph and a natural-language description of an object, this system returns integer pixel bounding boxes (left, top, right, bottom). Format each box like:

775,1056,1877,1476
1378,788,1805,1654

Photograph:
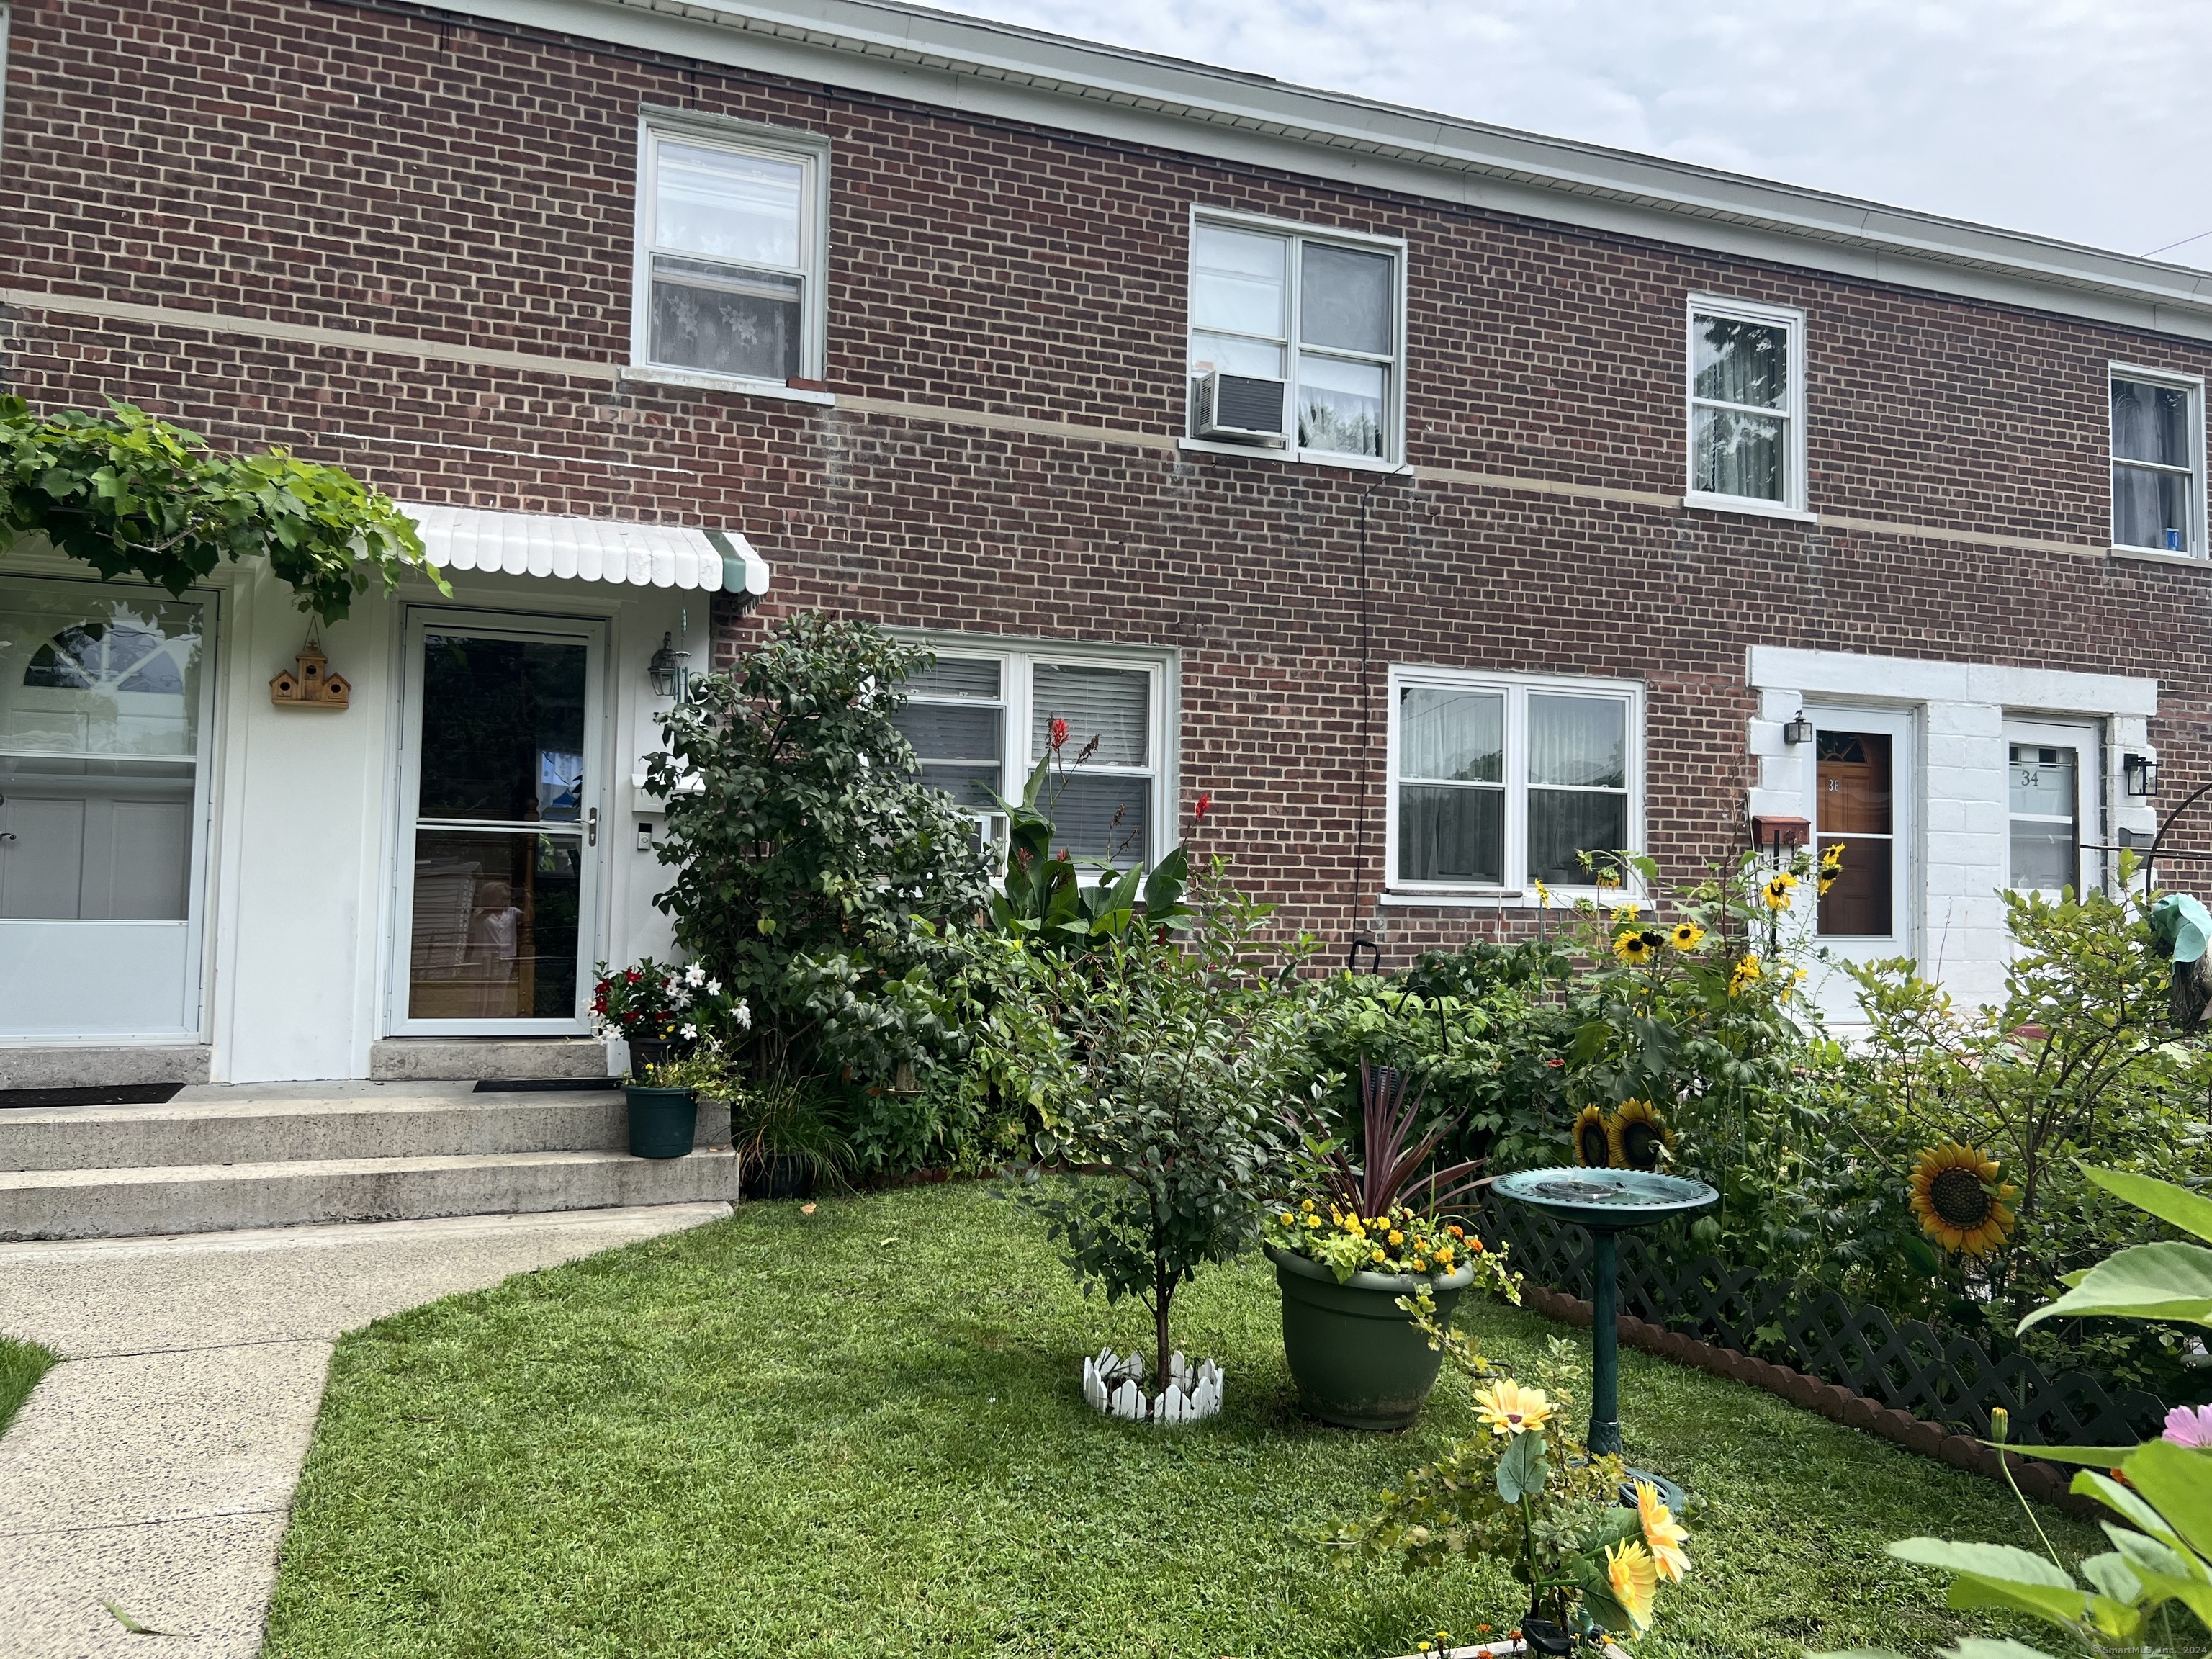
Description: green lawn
266,1184,2099,1659
0,1334,55,1438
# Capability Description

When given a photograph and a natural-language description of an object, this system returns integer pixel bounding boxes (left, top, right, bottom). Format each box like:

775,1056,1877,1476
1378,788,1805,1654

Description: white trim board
420,0,2212,341
1747,647,2158,717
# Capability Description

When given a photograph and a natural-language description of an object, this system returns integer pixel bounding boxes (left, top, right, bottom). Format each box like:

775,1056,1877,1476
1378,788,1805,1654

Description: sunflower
1605,1537,1659,1629
1613,928,1660,965
1609,1099,1675,1172
1909,1141,2018,1256
1573,1105,1615,1168
1761,871,1799,911
1818,842,1845,897
1473,1378,1554,1437
1635,1480,1692,1583
1727,954,1763,997
1670,921,1706,950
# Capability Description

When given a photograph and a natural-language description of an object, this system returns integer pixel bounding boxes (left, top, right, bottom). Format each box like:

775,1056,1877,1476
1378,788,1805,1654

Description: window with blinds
1390,667,1639,894
894,644,1169,868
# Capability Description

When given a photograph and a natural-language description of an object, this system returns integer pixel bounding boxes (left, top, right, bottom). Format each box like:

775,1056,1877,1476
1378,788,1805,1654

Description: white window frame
2002,716,2100,900
1384,665,1645,901
630,106,832,396
2108,361,2207,558
892,634,1179,873
1683,293,1811,521
1183,206,1411,473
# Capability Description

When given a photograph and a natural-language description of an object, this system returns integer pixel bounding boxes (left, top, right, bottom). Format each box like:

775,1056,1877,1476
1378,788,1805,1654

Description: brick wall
6,0,2212,959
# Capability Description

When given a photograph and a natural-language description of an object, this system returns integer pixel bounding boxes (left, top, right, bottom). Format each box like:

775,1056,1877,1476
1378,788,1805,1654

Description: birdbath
1492,1167,1717,1459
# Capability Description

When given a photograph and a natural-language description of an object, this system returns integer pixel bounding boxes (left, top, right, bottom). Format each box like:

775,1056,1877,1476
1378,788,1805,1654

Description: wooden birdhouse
271,639,350,710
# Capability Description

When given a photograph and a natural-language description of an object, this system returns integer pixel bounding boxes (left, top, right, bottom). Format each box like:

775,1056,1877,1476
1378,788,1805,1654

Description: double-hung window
1388,667,1641,896
2110,365,2206,555
893,643,1173,868
1187,212,1406,464
633,109,829,387
1686,296,1807,516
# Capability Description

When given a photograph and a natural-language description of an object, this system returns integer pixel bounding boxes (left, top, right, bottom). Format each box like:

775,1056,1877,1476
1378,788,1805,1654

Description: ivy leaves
0,396,444,621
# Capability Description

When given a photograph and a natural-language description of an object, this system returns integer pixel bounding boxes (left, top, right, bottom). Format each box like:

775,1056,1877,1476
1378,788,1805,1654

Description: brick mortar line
1522,1284,2106,1519
0,287,2126,564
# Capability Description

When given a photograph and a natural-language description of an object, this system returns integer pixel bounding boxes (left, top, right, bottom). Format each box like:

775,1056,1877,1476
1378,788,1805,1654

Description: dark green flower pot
1267,1243,1476,1431
624,1085,697,1159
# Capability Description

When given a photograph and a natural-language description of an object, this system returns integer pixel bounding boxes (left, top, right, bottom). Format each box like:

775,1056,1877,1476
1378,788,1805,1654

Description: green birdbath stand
1493,1167,1717,1459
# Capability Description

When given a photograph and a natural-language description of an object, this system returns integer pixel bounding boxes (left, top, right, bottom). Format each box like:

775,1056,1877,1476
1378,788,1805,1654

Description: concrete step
0,1148,743,1241
0,1084,731,1173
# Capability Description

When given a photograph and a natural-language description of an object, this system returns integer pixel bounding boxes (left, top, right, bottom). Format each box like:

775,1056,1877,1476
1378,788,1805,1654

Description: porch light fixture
647,632,688,699
2125,752,2159,799
1781,711,1814,746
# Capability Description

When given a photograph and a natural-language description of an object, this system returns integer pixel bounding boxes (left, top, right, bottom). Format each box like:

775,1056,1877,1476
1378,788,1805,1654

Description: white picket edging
1079,1347,1223,1424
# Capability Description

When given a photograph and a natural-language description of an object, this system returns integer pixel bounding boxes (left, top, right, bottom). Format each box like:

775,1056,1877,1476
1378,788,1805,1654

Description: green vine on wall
0,397,445,622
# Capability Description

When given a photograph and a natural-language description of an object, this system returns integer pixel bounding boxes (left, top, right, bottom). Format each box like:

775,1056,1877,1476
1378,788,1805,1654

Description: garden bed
264,1185,2103,1658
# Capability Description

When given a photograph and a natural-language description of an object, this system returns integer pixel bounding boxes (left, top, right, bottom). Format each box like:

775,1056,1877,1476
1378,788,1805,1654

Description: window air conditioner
1192,369,1289,445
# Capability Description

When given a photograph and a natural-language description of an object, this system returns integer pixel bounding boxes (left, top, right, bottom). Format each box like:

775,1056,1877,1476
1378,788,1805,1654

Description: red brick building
1,0,2206,1081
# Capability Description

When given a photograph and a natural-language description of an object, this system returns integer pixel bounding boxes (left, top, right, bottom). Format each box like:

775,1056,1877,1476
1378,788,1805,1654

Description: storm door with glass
0,576,214,1038
392,613,604,1034
1806,707,1915,957
2003,719,2099,899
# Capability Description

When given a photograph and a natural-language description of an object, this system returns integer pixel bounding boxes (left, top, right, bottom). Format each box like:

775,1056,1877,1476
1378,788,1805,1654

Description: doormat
472,1078,617,1093
0,1083,185,1109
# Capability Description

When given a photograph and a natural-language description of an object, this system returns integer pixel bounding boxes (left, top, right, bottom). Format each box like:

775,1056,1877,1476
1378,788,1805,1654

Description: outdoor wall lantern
1781,711,1814,746
647,632,688,700
2125,752,2159,799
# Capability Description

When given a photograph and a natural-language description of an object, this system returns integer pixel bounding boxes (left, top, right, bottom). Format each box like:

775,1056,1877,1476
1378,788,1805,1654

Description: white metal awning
400,503,770,596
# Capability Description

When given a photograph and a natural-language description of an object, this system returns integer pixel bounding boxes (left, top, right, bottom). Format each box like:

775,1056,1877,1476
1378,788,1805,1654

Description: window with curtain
895,644,1169,868
1390,670,1638,892
1188,216,1402,462
636,121,824,384
1687,297,1805,511
2111,370,2203,554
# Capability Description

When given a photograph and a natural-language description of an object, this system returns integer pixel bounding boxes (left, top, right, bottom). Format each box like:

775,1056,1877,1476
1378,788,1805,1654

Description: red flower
625,969,642,984
1048,716,1069,750
1194,791,1213,819
1545,1056,1564,1069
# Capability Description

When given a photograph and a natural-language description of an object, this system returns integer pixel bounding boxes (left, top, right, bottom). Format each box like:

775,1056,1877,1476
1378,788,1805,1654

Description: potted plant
1264,1061,1518,1430
729,1071,852,1202
590,956,712,1075
624,1056,703,1160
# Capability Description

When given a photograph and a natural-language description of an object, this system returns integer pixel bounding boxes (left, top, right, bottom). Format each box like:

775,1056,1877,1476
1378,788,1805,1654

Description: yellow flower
1609,1099,1674,1172
1669,922,1705,950
1473,1378,1554,1437
1532,878,1554,906
1610,902,1640,922
1761,871,1799,910
1277,1211,1294,1226
1573,1105,1615,1168
1595,866,1623,889
1371,1248,1387,1263
1300,1197,1316,1212
1636,1480,1692,1583
1303,1213,1321,1228
1606,1537,1659,1629
1388,1230,1404,1246
1613,929,1656,964
1727,954,1763,997
1910,1141,2018,1256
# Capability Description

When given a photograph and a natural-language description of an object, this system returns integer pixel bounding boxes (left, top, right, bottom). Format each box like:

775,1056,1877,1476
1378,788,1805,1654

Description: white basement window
893,643,1174,868
1387,667,1642,896
2110,364,2206,556
632,109,830,387
1187,210,1406,465
1685,295,1808,516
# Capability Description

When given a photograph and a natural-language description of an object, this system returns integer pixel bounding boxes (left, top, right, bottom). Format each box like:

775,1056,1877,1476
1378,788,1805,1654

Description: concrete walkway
0,1202,732,1658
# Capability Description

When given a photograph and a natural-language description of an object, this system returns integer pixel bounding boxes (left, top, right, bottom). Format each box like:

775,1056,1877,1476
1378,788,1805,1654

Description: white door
389,611,606,1036
2002,718,2100,899
0,576,215,1039
1802,705,1917,1021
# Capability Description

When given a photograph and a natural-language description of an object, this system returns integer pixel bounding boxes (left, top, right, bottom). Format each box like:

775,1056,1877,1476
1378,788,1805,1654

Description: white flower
680,1023,698,1040
732,1000,752,1030
857,752,871,770
705,979,721,997
684,963,706,988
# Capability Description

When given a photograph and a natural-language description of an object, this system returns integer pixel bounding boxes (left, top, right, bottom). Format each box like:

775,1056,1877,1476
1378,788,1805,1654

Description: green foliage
991,753,1192,948
0,396,442,622
0,1334,55,1439
997,868,1315,1387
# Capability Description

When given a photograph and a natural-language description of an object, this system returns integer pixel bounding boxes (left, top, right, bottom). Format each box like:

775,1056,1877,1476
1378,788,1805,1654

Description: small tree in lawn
996,868,1315,1393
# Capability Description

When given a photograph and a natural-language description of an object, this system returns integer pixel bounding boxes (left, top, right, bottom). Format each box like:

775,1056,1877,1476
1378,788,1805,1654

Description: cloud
947,0,2212,267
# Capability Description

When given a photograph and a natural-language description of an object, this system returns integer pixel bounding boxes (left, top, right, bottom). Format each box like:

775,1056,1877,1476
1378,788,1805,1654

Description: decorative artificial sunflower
1573,1105,1615,1167
1605,1538,1659,1630
1473,1378,1554,1437
1635,1480,1692,1583
1761,871,1799,911
1909,1141,2018,1256
1609,1099,1675,1172
1612,927,1662,965
1670,921,1706,950
1818,842,1845,897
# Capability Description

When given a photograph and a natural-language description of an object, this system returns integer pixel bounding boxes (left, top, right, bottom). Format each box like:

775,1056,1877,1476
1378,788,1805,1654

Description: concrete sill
2110,544,2209,569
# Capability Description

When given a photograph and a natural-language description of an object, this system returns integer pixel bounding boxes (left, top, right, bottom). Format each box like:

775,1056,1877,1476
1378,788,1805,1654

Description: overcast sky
946,0,2212,271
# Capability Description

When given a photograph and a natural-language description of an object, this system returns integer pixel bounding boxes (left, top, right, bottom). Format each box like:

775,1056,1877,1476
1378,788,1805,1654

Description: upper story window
1685,296,1807,516
1187,212,1406,466
633,110,830,387
1386,666,1641,896
893,642,1174,869
2110,366,2206,555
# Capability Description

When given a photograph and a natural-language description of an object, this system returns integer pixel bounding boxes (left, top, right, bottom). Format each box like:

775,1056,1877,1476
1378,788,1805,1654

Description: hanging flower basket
1080,1348,1223,1424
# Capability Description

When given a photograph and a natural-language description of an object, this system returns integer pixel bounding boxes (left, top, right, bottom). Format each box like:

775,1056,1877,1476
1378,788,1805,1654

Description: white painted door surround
1746,647,2157,1020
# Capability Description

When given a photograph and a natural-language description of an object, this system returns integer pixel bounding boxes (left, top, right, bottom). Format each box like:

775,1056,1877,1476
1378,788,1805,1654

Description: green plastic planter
1267,1244,1477,1431
624,1085,698,1159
